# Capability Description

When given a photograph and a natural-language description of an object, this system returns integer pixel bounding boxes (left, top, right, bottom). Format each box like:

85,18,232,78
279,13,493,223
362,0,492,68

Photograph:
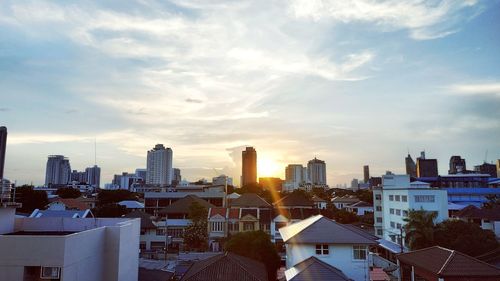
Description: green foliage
55,187,81,199
93,203,128,217
332,209,359,224
225,230,281,281
434,220,498,257
403,209,437,250
97,190,137,206
311,187,331,201
183,202,208,251
15,185,49,214
355,189,373,204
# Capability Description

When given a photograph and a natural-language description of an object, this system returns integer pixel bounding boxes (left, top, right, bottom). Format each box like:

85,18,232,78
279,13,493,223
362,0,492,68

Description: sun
257,157,282,178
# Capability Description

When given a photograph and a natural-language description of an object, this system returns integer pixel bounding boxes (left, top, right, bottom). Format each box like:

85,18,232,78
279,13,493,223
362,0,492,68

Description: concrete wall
0,207,16,234
286,243,370,281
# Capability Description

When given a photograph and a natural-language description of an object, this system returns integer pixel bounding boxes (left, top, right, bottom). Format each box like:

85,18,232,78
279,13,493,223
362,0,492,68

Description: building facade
363,165,370,183
449,155,467,174
45,155,72,187
0,126,6,180
146,144,173,187
307,157,327,185
85,165,101,188
241,147,257,186
405,154,417,178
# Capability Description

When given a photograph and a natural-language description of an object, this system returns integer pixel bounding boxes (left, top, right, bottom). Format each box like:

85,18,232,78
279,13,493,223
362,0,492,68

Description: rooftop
274,193,314,208
4,231,77,236
230,193,271,208
285,256,351,281
158,195,214,215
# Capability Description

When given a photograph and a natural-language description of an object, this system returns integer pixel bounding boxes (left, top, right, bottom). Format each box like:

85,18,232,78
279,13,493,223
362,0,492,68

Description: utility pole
399,227,404,253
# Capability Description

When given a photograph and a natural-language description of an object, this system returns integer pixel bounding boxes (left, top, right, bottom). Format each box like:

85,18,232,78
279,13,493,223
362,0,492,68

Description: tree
96,190,137,206
355,189,373,204
403,209,437,250
93,203,128,218
56,187,81,199
332,209,359,224
225,230,281,281
15,185,49,214
483,194,500,209
434,220,498,257
183,202,208,251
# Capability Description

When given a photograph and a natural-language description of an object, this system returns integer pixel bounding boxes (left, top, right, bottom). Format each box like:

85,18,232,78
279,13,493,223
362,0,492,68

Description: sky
1,0,499,187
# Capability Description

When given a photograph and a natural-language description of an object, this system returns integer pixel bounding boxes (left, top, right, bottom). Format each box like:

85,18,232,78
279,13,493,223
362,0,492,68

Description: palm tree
403,209,437,250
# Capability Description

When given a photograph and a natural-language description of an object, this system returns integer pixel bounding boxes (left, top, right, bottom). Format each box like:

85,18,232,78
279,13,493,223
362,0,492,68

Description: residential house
145,191,224,215
118,200,145,210
279,215,376,281
312,195,327,209
332,196,360,209
453,205,500,238
397,246,500,281
274,193,315,209
284,256,352,281
345,201,373,216
47,198,88,211
123,210,159,257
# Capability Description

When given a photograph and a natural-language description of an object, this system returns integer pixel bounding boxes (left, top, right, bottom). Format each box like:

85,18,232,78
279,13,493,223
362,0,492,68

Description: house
180,252,267,281
453,205,500,237
229,193,271,208
271,208,320,243
274,192,315,209
48,198,88,211
0,203,140,281
396,246,500,281
145,191,225,215
29,208,92,218
344,201,373,216
332,196,360,209
118,200,145,210
284,256,352,281
312,195,327,209
123,210,160,256
279,215,376,281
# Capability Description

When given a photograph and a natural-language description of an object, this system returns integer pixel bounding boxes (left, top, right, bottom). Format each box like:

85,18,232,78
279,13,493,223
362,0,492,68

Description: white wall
286,244,370,281
0,207,16,234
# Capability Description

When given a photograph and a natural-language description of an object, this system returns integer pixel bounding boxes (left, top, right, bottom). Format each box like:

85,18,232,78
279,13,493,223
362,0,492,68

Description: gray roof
158,195,215,215
180,252,267,281
279,215,376,245
145,191,225,199
230,193,271,208
285,256,352,281
139,268,173,281
29,209,91,218
124,210,157,229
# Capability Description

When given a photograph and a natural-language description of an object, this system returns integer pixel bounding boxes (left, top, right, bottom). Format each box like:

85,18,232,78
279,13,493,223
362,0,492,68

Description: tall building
0,126,6,180
135,168,147,182
351,178,359,189
85,165,101,188
45,155,71,187
405,154,417,177
173,168,181,186
70,170,87,183
474,163,497,178
416,152,438,178
363,165,370,183
449,156,466,174
307,157,327,185
241,147,257,186
146,144,173,187
259,177,283,192
497,160,500,178
285,164,307,184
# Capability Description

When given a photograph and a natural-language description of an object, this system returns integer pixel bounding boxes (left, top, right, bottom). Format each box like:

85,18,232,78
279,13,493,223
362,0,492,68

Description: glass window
389,195,394,201
212,222,224,232
376,217,382,223
376,229,383,236
243,222,254,231
402,195,408,202
414,195,435,202
315,244,329,255
403,210,409,217
375,194,381,200
390,221,395,228
376,206,382,212
396,209,401,216
390,208,394,214
41,267,60,279
228,222,239,232
396,223,402,229
156,228,165,236
353,246,367,260
395,195,400,201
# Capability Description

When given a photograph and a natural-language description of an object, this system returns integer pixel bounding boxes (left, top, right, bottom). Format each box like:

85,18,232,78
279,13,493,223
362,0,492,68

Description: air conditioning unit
40,266,60,279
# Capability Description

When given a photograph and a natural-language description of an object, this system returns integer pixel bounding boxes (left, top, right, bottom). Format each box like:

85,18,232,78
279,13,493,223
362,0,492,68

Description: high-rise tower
363,165,370,183
146,144,173,187
307,157,327,185
405,154,417,177
241,147,257,186
0,126,6,180
45,155,71,186
449,156,466,174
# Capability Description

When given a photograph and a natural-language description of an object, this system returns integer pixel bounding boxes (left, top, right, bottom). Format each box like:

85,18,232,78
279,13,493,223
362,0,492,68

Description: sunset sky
1,0,499,186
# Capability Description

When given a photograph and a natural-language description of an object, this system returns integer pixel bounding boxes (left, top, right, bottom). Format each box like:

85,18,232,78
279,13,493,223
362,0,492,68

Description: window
140,242,146,250
390,221,395,228
377,229,383,236
315,244,329,255
396,223,402,229
150,241,165,250
414,195,435,202
403,210,409,217
376,217,382,223
396,209,401,216
243,222,254,231
376,206,382,212
389,195,394,201
168,228,184,238
402,195,408,202
41,267,60,279
353,246,367,260
211,221,224,232
375,194,382,200
395,195,400,201
390,208,394,214
156,228,165,236
228,222,239,232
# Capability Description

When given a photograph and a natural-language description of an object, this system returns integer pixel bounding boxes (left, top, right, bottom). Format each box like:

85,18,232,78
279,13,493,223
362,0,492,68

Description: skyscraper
146,144,173,187
71,170,87,183
449,156,466,174
86,165,101,188
241,147,257,186
0,126,6,180
285,164,307,185
45,155,71,186
363,165,370,183
307,157,327,185
173,168,181,186
405,154,417,177
416,152,438,178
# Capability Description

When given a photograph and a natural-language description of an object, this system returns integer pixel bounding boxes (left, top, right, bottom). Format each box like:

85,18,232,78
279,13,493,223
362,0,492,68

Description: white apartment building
146,144,173,187
373,174,448,246
307,158,327,185
0,204,140,281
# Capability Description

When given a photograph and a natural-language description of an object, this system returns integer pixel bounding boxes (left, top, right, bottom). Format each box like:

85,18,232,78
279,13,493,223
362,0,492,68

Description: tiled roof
274,208,320,220
139,268,173,281
279,215,376,245
124,210,157,229
209,207,227,218
180,252,267,281
49,198,88,211
331,196,359,203
284,256,351,281
396,246,500,277
455,205,500,221
158,195,215,215
228,208,240,219
241,208,258,219
370,268,390,281
347,201,372,208
259,208,272,223
311,195,327,202
230,193,271,208
274,193,314,208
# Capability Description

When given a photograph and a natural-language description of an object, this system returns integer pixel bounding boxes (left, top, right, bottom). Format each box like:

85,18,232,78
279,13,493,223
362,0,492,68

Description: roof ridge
437,249,455,275
284,215,323,242
397,245,448,257
226,253,265,281
454,249,500,271
183,254,223,281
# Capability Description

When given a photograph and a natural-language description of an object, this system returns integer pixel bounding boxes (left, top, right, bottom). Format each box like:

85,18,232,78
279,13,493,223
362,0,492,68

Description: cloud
185,98,203,104
288,0,481,40
448,82,500,97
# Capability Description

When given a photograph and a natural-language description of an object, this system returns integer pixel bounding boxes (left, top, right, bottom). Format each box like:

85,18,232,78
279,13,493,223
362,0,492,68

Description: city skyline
1,1,500,186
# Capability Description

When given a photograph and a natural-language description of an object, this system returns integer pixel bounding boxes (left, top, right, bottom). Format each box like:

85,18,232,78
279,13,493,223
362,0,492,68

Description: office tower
363,165,370,183
259,177,283,192
0,126,6,180
71,170,87,183
416,152,438,178
307,157,327,185
449,156,467,174
285,164,307,184
86,165,101,188
497,160,500,178
135,168,147,182
405,154,417,177
146,144,173,187
173,168,181,186
351,178,359,189
45,155,71,186
474,163,497,178
241,147,257,186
